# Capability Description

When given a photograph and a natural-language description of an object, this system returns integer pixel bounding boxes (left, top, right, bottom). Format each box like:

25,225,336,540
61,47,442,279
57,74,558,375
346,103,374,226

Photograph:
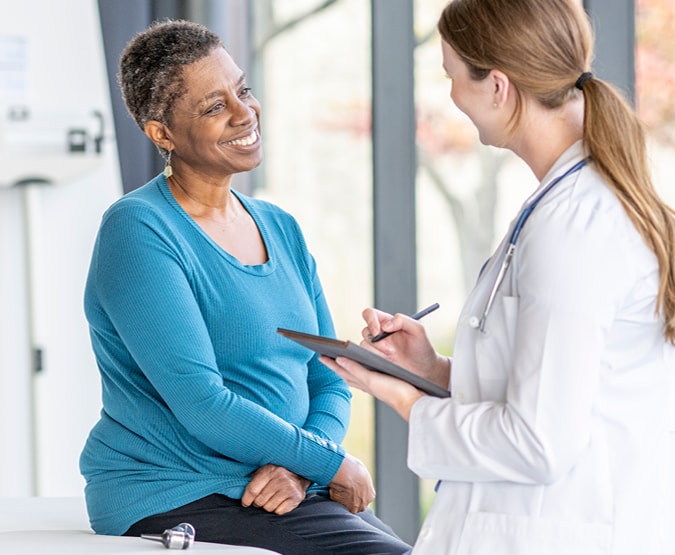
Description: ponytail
582,78,675,343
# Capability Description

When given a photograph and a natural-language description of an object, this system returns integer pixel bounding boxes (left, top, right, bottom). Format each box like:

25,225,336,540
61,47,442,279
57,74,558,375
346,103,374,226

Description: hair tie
575,72,593,90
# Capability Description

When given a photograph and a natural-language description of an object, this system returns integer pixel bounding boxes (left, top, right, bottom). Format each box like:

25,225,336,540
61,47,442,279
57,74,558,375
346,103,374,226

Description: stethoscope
470,158,589,333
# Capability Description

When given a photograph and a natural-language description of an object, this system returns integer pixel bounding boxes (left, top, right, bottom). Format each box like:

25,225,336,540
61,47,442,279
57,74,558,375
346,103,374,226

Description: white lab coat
408,141,675,555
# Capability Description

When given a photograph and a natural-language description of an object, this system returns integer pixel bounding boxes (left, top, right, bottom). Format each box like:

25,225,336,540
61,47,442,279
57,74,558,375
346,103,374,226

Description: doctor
321,0,675,554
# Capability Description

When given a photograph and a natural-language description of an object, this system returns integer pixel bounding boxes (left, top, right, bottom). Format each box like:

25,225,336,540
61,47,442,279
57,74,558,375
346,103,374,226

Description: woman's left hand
241,464,311,515
319,355,425,421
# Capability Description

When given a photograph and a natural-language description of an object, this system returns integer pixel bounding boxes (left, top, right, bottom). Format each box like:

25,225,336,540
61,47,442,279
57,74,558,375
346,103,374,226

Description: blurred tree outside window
636,0,675,206
249,0,376,474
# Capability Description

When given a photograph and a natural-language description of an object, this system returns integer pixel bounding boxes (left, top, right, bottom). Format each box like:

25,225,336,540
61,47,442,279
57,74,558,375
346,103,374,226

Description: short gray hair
118,19,223,130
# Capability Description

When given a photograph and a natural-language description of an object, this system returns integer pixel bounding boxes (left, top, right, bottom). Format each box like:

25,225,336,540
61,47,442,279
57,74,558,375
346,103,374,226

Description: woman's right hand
328,454,376,513
361,307,449,387
242,464,311,515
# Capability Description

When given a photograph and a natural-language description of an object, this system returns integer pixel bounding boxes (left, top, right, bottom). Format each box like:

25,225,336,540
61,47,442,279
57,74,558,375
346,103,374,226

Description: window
636,0,675,206
249,0,375,473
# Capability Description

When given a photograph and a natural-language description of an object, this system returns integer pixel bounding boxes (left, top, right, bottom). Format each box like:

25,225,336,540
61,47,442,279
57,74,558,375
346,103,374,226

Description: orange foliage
636,0,675,144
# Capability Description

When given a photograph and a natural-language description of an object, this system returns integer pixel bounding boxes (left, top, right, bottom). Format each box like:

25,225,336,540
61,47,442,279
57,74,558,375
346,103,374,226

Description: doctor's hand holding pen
320,303,451,422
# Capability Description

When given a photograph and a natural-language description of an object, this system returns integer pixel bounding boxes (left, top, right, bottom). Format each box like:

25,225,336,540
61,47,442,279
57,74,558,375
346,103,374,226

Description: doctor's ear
144,120,173,153
490,69,511,108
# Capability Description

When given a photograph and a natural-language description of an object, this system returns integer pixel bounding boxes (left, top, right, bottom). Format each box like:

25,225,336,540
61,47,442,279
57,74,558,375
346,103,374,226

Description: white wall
0,0,122,496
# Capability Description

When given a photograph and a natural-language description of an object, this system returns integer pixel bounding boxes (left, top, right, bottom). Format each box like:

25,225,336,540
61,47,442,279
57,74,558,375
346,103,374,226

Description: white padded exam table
0,497,280,554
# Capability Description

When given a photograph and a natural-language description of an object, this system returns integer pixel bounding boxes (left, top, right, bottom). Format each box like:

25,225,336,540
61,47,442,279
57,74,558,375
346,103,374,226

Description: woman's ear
491,69,511,108
144,120,173,152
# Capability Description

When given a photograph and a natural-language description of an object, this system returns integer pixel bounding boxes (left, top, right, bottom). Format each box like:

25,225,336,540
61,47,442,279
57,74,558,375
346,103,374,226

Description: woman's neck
167,170,236,221
509,96,585,182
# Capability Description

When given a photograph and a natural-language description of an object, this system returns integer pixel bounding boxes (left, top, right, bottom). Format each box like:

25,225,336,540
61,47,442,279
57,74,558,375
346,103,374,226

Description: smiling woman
142,46,265,263
78,19,410,555
145,48,263,185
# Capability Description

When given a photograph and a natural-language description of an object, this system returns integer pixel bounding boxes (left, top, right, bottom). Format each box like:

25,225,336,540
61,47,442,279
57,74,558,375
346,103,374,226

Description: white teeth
226,131,257,146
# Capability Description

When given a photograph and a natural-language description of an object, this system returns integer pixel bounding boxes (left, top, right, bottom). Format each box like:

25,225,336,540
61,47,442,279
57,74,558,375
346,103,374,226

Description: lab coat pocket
475,296,519,400
456,512,611,555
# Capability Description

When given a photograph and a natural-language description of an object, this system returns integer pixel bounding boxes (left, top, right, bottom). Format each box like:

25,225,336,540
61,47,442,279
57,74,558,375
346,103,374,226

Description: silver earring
163,150,173,178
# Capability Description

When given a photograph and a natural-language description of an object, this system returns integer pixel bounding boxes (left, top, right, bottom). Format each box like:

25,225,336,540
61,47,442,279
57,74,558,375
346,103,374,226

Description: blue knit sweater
80,175,350,535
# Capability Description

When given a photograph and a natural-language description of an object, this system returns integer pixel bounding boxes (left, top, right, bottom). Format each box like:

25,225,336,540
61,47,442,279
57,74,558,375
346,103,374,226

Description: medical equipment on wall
0,36,107,189
470,158,588,333
0,106,107,188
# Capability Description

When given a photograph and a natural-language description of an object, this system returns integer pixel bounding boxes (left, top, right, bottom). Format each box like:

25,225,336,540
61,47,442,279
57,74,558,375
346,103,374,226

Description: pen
370,302,440,343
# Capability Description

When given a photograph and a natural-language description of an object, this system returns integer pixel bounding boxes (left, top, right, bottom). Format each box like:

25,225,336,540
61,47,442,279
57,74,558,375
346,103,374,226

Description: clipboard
277,328,451,398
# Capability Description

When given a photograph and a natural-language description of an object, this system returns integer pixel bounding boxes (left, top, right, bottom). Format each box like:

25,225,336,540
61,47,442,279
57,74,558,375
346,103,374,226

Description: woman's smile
223,129,259,147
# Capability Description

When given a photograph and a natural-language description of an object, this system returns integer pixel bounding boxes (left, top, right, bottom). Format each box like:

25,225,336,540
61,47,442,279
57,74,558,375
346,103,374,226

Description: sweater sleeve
88,199,345,486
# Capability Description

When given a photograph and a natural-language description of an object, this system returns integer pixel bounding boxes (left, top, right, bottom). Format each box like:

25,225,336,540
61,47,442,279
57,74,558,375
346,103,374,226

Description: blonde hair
438,0,675,343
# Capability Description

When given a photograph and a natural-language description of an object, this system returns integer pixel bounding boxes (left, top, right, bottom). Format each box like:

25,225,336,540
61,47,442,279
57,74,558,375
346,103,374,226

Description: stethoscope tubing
476,158,589,333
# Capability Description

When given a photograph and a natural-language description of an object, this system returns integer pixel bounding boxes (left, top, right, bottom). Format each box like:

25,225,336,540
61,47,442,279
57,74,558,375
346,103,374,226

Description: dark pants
124,493,412,555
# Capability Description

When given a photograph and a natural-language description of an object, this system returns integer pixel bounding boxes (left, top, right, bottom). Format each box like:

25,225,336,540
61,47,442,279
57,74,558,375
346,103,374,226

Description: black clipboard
277,328,450,398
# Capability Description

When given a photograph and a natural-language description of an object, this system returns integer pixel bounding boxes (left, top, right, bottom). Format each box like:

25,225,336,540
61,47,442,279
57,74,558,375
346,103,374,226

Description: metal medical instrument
473,158,588,333
141,522,196,549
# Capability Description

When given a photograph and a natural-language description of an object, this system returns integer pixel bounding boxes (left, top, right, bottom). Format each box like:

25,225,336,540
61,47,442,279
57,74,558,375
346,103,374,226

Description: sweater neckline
158,175,275,276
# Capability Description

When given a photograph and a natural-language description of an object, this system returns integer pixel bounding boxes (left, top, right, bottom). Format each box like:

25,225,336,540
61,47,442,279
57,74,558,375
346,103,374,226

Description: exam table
0,497,280,554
